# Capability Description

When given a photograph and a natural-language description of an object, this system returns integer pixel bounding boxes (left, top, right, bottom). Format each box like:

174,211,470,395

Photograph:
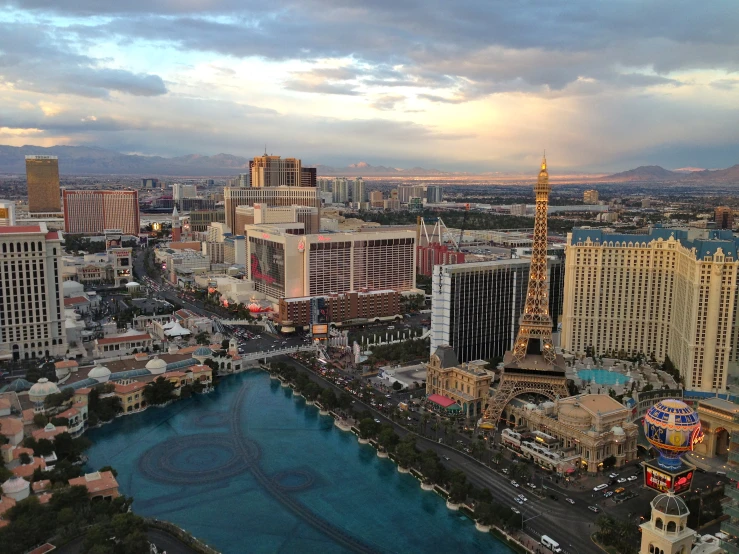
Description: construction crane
457,203,471,251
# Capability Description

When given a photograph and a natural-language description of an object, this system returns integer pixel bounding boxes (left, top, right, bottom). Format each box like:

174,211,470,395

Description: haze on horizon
0,0,738,173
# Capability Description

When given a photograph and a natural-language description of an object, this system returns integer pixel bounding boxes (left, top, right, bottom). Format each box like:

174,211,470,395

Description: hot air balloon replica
642,399,703,494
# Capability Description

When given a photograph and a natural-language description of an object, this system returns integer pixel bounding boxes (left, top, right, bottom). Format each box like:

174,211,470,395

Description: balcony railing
720,539,739,554
725,504,739,519
725,487,739,501
721,520,739,538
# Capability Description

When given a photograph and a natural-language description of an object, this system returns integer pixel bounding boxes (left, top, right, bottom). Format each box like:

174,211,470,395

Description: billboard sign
250,238,285,295
644,465,672,493
644,463,694,494
673,468,694,494
312,324,328,336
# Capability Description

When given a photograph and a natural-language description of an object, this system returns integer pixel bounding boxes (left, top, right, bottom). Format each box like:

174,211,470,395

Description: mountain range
604,164,739,182
0,145,447,177
0,144,737,180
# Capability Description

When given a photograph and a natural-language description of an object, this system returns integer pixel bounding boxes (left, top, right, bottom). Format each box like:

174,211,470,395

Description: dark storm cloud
33,0,739,97
0,22,167,98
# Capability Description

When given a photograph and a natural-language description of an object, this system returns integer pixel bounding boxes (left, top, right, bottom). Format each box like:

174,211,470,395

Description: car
511,480,519,488
608,473,619,479
407,417,412,421
374,418,381,423
386,394,391,398
565,498,575,505
501,468,509,475
603,491,614,498
443,456,450,461
593,483,609,491
514,497,524,505
511,507,521,514
628,475,638,482
518,495,528,502
528,483,537,489
588,506,601,513
614,487,625,494
617,477,627,483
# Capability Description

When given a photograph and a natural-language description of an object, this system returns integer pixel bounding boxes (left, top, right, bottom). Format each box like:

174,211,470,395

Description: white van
541,535,562,553
593,483,609,491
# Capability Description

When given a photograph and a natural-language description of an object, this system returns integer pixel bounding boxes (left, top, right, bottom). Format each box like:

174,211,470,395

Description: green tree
394,437,418,469
143,376,176,405
320,388,338,410
602,455,617,469
358,418,380,440
392,381,402,391
377,426,400,453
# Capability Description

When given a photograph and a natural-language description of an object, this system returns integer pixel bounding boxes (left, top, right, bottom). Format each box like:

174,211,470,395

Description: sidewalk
685,452,733,473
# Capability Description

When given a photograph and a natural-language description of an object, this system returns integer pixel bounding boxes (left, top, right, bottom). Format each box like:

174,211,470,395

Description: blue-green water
577,369,630,386
85,371,511,553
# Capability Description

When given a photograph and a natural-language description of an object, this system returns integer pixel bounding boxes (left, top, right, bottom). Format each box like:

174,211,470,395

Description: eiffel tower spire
478,155,567,428
510,152,556,365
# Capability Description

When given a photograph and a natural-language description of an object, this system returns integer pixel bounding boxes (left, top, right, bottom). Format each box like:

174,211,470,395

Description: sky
0,1,738,173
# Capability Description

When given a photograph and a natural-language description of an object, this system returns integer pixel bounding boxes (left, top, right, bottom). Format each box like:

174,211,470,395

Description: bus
540,535,562,553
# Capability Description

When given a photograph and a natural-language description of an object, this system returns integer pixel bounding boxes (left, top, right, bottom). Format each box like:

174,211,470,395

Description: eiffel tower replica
479,155,568,429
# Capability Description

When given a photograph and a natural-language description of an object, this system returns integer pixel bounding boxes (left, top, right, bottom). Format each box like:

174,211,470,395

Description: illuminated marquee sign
673,470,694,494
317,235,331,242
312,324,328,336
644,466,672,493
644,463,695,495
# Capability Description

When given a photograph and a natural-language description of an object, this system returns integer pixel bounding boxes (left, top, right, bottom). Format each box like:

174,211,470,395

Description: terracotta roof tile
68,471,119,494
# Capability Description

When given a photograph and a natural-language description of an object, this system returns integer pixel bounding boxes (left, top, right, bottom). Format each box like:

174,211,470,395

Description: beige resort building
506,393,639,473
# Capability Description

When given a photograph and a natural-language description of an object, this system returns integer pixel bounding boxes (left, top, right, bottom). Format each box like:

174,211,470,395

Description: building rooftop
0,225,42,234
96,332,151,345
570,226,739,260
68,470,119,494
562,394,626,417
433,346,459,369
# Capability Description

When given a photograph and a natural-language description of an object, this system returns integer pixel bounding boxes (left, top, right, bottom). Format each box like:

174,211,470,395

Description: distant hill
604,165,678,181
605,163,739,182
0,145,447,177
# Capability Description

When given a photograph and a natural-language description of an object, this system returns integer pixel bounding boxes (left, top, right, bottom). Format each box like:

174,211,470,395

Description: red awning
427,394,457,408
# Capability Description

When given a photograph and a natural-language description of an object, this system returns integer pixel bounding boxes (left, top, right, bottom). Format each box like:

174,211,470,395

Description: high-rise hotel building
25,155,61,213
251,154,302,188
63,190,140,235
245,224,416,301
0,223,66,361
431,257,564,363
562,227,739,392
224,186,320,232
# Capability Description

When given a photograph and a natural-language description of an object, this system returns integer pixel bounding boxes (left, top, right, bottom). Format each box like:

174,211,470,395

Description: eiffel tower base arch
478,370,569,429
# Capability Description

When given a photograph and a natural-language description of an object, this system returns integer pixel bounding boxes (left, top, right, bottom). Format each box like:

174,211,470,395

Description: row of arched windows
1,241,44,253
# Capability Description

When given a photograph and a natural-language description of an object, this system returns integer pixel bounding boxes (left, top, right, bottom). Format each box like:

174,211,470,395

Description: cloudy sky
1,1,738,172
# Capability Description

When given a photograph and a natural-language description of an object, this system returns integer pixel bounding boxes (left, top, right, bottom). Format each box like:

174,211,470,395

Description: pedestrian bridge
240,345,317,363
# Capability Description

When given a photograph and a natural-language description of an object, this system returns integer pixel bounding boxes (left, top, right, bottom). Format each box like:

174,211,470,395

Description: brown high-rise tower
479,156,568,428
26,155,61,213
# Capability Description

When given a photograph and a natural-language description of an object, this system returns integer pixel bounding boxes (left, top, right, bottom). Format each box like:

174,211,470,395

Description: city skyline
1,1,738,172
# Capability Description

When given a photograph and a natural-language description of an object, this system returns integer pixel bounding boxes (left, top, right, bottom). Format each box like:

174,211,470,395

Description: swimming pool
577,369,630,386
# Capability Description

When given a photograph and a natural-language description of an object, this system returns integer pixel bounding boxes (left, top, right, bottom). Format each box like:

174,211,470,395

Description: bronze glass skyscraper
25,155,61,213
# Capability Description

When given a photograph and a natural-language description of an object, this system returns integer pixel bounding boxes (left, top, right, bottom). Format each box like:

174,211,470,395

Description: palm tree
492,451,503,465
421,413,430,436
